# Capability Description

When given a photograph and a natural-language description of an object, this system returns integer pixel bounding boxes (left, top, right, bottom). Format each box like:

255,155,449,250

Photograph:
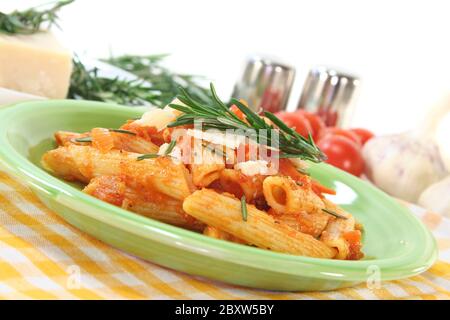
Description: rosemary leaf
136,153,159,161
240,195,248,222
109,129,136,135
164,140,177,155
322,208,348,220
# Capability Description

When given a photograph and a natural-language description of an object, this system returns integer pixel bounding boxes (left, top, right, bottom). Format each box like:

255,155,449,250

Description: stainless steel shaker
297,66,360,127
231,56,296,113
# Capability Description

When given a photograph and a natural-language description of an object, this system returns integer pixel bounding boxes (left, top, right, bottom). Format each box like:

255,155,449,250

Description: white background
3,0,450,134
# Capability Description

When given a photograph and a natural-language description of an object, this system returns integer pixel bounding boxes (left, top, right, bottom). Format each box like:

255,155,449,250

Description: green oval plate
0,100,437,291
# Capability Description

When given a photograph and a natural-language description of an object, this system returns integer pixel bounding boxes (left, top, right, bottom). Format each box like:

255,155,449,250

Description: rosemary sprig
0,0,73,35
322,208,348,220
240,196,248,222
104,54,211,106
168,83,326,162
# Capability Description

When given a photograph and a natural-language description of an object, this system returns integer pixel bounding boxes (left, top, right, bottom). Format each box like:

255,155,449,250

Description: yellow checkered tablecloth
0,170,449,300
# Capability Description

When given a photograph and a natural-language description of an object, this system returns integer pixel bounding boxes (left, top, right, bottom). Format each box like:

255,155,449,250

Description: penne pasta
270,209,330,238
203,226,247,244
42,145,194,201
320,198,362,260
191,163,225,188
263,176,325,215
43,98,364,260
219,169,265,203
84,175,204,231
183,189,337,258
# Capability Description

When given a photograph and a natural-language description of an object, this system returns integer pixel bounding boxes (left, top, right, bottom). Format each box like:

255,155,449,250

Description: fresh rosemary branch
69,55,210,107
0,0,73,35
167,83,326,162
104,54,211,106
68,56,162,106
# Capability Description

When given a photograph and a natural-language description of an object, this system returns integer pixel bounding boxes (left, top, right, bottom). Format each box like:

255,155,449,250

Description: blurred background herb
68,56,162,106
68,54,211,107
105,54,211,106
0,0,73,35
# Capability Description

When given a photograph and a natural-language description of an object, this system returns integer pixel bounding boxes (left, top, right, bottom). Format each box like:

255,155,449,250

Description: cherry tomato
318,127,362,147
295,110,326,140
317,135,364,176
349,128,374,145
275,112,312,138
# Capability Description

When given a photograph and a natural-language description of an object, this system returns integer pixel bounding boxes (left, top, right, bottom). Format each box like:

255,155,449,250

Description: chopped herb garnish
241,195,248,222
136,153,159,161
74,136,92,143
109,129,136,135
322,208,348,220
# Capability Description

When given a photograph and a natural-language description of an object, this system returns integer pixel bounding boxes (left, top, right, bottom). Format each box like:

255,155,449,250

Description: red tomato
275,112,312,138
318,127,362,147
349,128,374,145
317,135,364,176
295,110,326,140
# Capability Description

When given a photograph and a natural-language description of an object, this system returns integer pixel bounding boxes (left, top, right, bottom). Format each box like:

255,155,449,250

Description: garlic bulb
363,133,448,202
362,93,450,203
418,175,450,217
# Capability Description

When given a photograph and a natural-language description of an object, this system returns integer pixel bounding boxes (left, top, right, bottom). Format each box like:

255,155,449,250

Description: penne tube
42,145,194,201
84,175,204,231
183,189,336,258
263,176,325,215
320,198,358,260
270,210,330,238
191,163,225,187
219,169,265,203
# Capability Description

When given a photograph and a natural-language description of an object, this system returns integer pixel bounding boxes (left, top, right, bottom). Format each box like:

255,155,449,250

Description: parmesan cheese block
0,32,72,99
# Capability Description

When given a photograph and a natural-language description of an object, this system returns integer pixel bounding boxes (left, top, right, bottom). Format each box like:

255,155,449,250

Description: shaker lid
297,66,360,127
232,55,296,113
